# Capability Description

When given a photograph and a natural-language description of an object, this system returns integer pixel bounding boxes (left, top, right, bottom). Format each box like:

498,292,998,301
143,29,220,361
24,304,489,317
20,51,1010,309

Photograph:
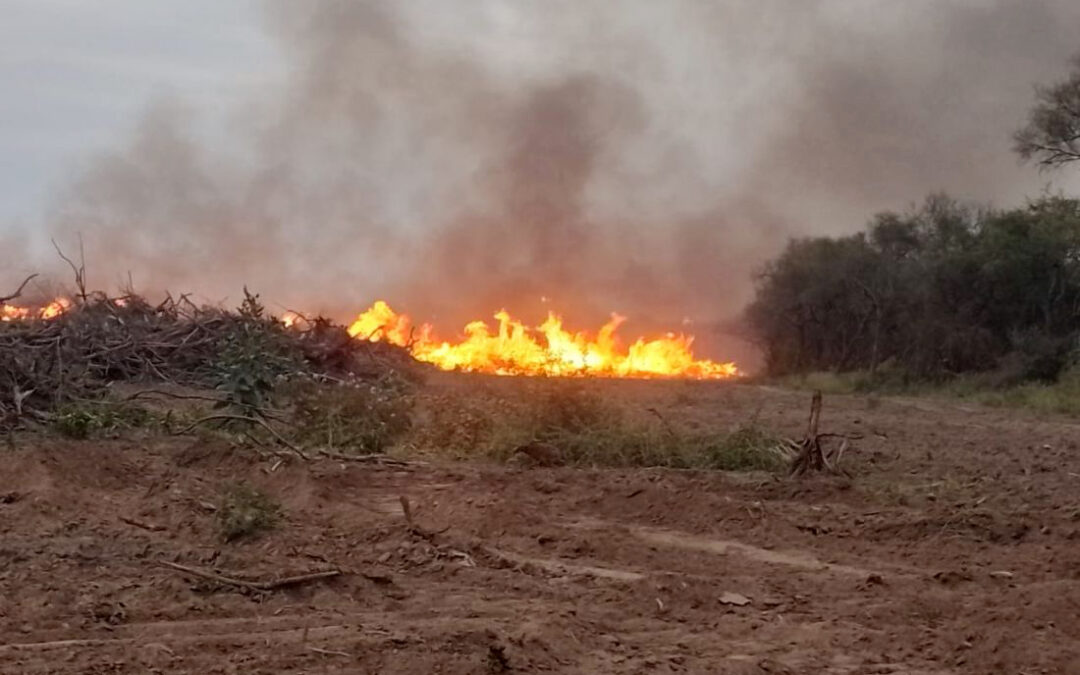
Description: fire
347,301,738,379
281,311,302,328
2,298,70,322
1,304,30,321
2,293,737,379
39,298,71,319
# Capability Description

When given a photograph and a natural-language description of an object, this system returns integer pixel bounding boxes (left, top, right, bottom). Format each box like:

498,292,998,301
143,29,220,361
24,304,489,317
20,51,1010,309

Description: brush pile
0,287,416,429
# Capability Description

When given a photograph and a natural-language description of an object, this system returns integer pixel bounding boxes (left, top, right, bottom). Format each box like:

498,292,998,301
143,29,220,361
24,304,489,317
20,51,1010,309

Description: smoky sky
24,0,1080,362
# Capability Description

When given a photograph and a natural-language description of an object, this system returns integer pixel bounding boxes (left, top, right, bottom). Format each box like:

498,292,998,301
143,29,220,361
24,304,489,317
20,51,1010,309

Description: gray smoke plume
36,0,1080,365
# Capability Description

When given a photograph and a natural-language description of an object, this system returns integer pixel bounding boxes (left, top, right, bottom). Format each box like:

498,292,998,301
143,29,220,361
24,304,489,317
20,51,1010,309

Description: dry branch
0,274,38,305
119,516,165,532
158,560,342,592
314,447,417,466
52,237,87,303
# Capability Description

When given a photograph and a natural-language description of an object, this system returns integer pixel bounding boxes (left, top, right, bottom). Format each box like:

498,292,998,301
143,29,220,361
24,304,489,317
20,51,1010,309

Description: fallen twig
315,447,417,466
158,560,342,592
119,516,165,532
308,646,351,657
124,389,228,404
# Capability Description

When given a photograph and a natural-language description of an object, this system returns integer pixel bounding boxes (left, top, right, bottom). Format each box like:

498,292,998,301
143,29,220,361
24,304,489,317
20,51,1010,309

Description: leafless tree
1015,56,1080,168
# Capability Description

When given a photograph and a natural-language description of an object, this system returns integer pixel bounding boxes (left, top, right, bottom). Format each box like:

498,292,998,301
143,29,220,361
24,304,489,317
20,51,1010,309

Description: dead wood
308,646,351,657
119,516,165,532
123,389,227,404
0,274,38,305
158,560,342,592
314,447,417,466
52,237,88,303
788,391,856,478
0,285,416,429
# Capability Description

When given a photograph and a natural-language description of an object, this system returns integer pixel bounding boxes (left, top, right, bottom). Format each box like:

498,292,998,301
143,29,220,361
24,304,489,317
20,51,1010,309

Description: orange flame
39,298,71,320
347,301,738,379
1,304,31,322
2,298,71,321
281,311,302,328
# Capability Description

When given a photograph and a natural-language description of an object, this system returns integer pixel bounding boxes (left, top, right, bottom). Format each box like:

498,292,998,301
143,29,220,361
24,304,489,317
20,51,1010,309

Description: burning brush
341,300,739,379
4,290,738,380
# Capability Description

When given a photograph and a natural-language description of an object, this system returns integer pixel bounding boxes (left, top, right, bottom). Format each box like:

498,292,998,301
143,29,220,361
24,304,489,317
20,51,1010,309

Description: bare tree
1015,57,1080,168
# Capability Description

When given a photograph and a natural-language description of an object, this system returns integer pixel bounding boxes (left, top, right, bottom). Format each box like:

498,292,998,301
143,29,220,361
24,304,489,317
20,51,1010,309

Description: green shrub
695,424,788,471
49,401,155,439
217,482,281,542
211,288,303,416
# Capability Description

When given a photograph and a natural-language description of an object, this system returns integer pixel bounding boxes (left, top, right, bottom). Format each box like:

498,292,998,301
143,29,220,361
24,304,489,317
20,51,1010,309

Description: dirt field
2,377,1079,674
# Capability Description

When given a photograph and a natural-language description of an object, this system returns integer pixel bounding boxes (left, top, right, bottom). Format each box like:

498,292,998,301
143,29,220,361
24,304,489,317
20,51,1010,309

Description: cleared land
2,376,1079,674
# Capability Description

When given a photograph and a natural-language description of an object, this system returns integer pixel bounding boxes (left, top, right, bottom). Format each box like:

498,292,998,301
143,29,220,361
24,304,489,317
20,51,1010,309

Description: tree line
747,56,1080,383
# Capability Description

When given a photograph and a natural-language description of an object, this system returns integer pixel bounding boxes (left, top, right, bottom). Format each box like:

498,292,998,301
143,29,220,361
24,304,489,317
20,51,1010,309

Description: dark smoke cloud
36,0,1080,365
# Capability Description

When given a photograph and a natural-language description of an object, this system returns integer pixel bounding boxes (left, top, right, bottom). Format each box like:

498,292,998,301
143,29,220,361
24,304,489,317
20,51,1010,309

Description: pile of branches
0,283,415,429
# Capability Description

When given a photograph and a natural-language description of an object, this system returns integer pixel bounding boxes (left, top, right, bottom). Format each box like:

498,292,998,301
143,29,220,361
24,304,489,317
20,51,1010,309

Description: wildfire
2,298,70,322
39,298,71,319
346,301,738,379
2,293,738,379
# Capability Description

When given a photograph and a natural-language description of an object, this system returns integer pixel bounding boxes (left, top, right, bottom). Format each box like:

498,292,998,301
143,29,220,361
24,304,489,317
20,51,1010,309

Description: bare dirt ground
2,377,1079,674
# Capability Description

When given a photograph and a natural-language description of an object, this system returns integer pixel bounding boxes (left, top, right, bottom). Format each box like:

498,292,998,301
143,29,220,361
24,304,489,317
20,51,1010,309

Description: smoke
38,0,1080,364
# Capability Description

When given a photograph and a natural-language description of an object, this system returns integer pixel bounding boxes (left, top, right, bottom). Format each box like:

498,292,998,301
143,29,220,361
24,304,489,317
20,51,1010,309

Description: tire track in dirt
566,516,928,579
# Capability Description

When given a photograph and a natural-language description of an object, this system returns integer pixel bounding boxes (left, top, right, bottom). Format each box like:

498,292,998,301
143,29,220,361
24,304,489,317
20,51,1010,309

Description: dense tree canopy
747,195,1080,381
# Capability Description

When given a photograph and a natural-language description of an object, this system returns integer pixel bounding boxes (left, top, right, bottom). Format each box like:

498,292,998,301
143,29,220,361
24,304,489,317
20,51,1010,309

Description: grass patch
217,482,281,542
961,371,1080,415
282,377,413,454
412,381,787,472
535,422,786,471
772,365,927,395
698,424,790,471
48,400,158,439
773,364,1080,416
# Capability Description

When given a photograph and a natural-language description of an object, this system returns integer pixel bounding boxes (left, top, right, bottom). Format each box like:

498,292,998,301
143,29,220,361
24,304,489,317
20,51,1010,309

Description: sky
3,1,1080,364
0,0,273,225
